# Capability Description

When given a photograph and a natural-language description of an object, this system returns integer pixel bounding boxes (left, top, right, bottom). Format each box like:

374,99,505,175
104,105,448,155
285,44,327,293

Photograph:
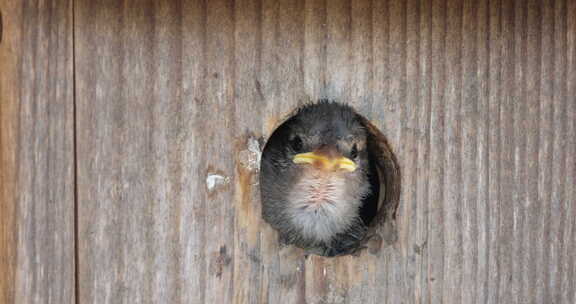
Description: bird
260,100,380,257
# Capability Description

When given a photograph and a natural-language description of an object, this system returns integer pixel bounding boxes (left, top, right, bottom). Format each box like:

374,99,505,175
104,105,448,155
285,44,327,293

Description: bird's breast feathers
286,169,362,242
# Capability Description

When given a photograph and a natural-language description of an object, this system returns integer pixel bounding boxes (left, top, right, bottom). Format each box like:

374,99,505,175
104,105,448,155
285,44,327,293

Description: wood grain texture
0,2,20,303
65,0,574,303
0,0,75,303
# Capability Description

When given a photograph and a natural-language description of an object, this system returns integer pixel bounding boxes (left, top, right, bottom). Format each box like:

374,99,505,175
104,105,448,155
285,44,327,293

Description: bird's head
260,101,380,254
279,101,368,175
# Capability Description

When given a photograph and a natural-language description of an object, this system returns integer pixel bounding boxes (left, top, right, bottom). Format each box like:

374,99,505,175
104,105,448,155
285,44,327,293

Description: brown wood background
1,0,575,303
0,0,75,303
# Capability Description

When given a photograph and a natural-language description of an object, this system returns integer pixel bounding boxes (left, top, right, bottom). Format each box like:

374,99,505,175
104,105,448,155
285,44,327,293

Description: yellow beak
293,152,357,172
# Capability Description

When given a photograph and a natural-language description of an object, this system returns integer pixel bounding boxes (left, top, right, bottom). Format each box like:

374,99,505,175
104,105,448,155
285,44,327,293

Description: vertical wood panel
565,2,576,303
497,0,515,301
0,2,20,302
232,1,263,303
443,0,464,301
0,1,20,302
537,2,555,303
550,2,568,302
475,0,490,302
512,1,527,302
0,0,75,303
73,0,576,303
525,1,543,302
414,0,433,302
75,1,193,302
303,0,326,100
204,1,236,303
460,1,479,303
180,1,207,302
402,0,420,300
486,0,502,302
428,0,447,302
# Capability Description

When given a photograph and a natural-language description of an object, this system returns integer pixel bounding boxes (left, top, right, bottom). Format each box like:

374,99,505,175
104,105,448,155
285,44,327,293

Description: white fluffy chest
287,171,360,242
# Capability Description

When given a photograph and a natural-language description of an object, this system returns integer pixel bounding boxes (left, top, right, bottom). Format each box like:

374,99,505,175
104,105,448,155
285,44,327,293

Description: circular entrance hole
259,101,400,256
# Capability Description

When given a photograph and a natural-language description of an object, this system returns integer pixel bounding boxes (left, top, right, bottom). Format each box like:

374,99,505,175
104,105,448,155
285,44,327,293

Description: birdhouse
1,0,574,303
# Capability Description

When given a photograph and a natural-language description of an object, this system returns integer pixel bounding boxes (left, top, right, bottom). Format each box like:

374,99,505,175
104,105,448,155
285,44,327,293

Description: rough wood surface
75,0,576,303
2,0,575,303
0,2,19,302
0,0,75,303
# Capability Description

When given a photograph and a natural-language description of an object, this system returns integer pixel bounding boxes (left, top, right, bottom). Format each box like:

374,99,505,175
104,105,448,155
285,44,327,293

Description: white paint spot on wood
206,174,229,191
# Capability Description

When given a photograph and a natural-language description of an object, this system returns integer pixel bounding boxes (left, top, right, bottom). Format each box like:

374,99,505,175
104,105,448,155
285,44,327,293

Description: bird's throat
292,170,345,210
287,168,362,242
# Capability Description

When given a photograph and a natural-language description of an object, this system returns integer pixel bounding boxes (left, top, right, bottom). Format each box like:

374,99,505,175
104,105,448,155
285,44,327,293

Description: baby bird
260,101,379,257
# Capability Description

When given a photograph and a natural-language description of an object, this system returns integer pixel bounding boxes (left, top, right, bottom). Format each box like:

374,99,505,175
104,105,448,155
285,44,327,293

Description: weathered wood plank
460,1,479,303
511,1,528,302
413,0,434,303
427,0,448,302
564,2,576,303
486,0,502,302
232,1,264,303
75,0,198,303
203,0,236,303
0,2,20,302
180,1,207,302
474,2,490,303
0,0,75,303
550,2,569,302
525,1,543,302
74,0,576,303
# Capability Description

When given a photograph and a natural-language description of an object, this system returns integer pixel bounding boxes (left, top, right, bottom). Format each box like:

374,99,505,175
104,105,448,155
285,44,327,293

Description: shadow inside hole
358,114,401,247
358,148,380,227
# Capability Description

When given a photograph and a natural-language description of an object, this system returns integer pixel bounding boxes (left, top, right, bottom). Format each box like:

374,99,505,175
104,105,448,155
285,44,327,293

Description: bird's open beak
293,150,357,172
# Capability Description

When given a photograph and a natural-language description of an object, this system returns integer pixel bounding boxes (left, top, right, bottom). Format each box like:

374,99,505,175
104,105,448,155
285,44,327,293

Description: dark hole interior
358,147,380,227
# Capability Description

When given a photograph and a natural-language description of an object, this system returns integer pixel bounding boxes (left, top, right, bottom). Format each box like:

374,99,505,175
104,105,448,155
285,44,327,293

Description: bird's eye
350,144,358,159
290,136,303,152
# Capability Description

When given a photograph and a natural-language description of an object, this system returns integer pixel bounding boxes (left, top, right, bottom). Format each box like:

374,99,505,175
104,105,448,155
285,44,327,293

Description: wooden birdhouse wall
1,0,575,303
